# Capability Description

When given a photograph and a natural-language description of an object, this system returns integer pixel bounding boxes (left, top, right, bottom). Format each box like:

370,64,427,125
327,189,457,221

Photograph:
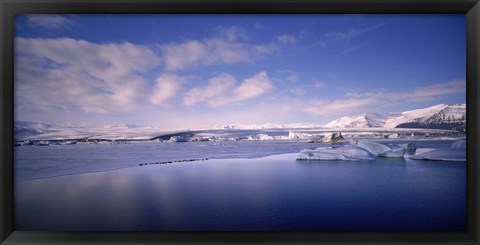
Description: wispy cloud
277,34,297,44
346,79,466,102
300,98,379,116
183,71,274,107
26,15,75,30
300,79,465,117
160,26,296,71
15,37,160,114
303,23,386,50
323,23,385,42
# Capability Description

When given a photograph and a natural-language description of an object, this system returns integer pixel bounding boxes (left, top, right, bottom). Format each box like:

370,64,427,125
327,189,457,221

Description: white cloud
301,98,378,116
150,74,188,106
15,37,161,114
233,71,274,101
183,71,274,107
26,15,75,30
183,73,236,107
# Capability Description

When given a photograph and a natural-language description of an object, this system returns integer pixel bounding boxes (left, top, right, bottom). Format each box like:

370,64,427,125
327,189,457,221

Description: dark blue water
15,152,466,231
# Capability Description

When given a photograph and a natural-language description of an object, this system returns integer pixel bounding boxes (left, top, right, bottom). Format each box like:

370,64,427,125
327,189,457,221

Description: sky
14,14,466,129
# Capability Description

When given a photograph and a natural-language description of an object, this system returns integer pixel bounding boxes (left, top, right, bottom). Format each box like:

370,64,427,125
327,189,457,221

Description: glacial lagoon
14,139,466,231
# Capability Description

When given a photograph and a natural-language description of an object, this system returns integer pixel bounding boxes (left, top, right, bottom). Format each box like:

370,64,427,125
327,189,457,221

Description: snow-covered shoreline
15,126,464,145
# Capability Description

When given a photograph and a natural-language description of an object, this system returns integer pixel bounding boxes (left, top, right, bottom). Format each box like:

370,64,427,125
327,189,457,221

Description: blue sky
14,14,466,129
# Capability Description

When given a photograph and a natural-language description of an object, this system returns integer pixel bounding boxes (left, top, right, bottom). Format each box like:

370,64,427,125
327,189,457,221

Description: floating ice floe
409,149,466,162
296,145,376,161
409,139,466,162
297,140,414,161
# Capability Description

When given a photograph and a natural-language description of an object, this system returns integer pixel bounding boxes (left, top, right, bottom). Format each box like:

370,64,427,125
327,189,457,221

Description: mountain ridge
325,103,466,131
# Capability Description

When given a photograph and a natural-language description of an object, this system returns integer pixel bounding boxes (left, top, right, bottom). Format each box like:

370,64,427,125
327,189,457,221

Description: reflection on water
15,154,465,231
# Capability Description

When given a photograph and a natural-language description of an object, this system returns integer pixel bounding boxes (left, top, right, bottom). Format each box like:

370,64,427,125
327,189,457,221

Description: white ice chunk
319,132,349,143
287,131,312,139
168,136,187,142
297,145,376,161
387,133,399,138
247,134,275,141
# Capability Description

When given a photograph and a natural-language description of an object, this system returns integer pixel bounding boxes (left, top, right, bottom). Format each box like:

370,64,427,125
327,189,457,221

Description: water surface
15,151,466,231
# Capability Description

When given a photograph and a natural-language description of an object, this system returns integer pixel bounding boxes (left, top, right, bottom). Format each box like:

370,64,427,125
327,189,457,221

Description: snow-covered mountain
387,104,466,131
324,112,387,128
325,104,466,131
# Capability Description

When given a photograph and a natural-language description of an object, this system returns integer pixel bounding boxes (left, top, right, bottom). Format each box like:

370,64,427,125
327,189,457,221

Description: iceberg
398,142,417,155
387,133,399,138
409,148,466,162
247,134,275,141
319,132,349,144
297,145,376,161
287,131,312,140
408,138,466,161
355,141,406,158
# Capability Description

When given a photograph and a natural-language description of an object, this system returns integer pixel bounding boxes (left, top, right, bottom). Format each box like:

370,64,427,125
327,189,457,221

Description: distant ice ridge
211,122,323,130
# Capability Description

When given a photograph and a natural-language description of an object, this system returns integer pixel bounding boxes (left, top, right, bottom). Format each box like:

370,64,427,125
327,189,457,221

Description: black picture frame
1,0,479,244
